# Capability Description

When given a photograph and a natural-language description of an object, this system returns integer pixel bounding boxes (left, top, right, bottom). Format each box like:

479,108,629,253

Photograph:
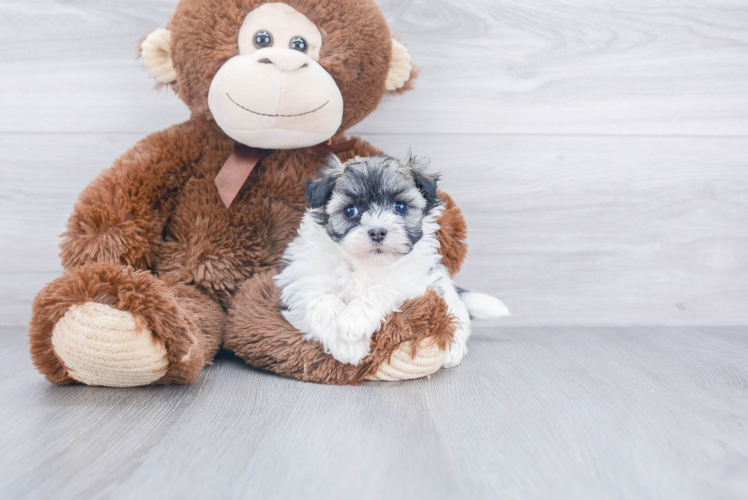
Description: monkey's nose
256,50,309,72
369,228,387,243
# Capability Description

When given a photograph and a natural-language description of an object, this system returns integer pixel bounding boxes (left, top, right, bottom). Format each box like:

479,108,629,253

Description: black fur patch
305,175,337,209
405,226,424,246
339,161,413,209
413,170,441,213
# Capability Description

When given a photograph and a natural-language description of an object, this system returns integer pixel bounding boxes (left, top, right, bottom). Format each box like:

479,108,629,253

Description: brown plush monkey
29,0,467,387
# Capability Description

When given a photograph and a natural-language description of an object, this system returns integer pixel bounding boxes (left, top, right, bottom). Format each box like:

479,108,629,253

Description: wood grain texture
1,325,747,499
2,133,746,326
0,0,747,135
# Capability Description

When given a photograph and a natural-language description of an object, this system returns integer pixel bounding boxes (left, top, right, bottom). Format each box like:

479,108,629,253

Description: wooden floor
1,0,747,498
1,325,747,499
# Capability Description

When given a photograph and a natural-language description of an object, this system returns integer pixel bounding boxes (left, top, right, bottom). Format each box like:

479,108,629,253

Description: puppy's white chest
329,262,369,300
350,264,430,304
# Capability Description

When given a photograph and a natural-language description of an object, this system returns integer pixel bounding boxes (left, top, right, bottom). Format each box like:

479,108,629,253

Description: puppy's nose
369,228,387,243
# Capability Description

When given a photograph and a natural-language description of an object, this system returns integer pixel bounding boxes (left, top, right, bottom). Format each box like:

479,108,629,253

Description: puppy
275,154,509,366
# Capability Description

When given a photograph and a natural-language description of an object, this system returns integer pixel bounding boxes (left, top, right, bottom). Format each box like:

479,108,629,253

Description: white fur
275,205,472,367
460,292,511,320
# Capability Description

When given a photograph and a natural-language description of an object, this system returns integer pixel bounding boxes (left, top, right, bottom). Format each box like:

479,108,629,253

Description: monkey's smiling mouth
227,93,329,117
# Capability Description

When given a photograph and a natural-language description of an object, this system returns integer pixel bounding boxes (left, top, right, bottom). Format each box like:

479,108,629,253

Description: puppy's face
306,155,440,266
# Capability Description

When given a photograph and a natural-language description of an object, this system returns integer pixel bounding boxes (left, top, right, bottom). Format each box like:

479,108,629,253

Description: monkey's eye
290,37,308,53
394,202,408,215
254,31,273,49
344,206,358,219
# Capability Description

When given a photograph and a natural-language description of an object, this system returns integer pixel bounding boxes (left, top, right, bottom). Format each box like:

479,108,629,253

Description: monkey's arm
60,120,212,270
340,137,468,277
433,191,467,277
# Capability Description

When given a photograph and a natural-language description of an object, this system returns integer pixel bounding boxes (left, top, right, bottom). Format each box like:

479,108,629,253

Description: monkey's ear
385,39,415,93
141,28,178,84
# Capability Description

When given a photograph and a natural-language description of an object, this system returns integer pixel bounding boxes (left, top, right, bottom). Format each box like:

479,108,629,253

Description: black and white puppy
275,154,509,366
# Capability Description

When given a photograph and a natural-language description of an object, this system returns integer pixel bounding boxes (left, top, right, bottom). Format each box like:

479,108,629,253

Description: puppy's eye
394,202,408,215
290,37,308,53
344,206,358,218
254,31,273,49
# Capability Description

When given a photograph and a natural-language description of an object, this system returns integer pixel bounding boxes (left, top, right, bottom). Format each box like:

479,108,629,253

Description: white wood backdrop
1,0,748,327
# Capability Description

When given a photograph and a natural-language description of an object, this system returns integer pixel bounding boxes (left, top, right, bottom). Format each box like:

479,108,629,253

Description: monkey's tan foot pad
365,340,447,381
51,302,169,387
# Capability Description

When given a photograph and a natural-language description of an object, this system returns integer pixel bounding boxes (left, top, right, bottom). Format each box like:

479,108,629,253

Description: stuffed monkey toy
29,0,468,387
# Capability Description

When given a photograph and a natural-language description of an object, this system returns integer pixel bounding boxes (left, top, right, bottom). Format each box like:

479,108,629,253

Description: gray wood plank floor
1,0,747,498
2,325,747,500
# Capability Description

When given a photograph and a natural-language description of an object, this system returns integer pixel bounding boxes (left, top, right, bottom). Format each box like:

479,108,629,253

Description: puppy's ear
305,175,336,208
305,154,344,208
414,171,440,209
405,153,441,210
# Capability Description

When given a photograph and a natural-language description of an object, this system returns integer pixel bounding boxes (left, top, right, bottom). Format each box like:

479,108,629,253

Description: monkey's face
207,3,344,149
141,0,416,150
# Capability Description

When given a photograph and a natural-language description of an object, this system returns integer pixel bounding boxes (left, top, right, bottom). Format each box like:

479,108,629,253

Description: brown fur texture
434,192,468,277
29,0,466,385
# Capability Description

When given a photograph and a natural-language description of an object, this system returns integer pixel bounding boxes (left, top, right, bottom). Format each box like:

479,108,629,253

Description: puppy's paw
328,338,371,366
442,338,467,369
336,308,373,342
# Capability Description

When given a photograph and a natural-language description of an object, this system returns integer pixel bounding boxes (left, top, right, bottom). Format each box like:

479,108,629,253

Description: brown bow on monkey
215,138,359,208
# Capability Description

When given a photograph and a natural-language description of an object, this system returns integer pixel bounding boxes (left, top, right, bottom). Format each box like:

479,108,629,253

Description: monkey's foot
365,340,447,381
51,302,169,387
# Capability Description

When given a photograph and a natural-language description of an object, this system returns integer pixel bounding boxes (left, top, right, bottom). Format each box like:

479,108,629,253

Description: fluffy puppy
275,154,508,366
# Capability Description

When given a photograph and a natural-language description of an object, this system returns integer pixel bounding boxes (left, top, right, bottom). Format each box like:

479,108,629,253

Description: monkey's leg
29,263,225,387
223,271,455,385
